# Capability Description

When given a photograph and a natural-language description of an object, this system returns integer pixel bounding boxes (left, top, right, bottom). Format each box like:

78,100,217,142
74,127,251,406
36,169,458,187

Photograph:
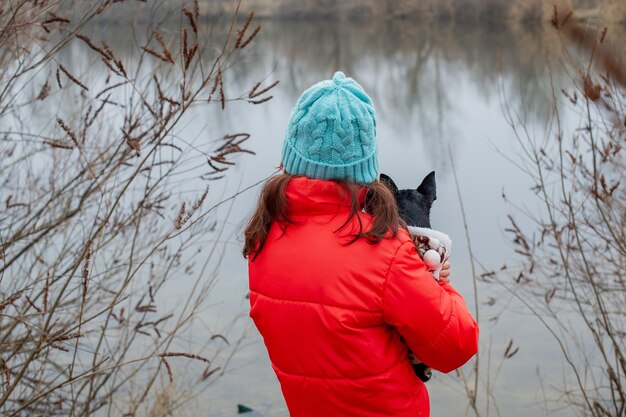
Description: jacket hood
285,176,367,217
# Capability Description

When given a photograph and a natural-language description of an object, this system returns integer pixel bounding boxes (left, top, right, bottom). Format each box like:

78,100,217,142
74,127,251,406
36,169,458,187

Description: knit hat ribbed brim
281,140,379,184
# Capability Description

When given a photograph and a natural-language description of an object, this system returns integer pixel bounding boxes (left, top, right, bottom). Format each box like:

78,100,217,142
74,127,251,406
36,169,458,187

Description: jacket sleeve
382,241,479,373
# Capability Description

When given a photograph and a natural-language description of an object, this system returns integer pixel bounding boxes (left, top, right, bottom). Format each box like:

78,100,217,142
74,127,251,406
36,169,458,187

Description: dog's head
380,171,437,228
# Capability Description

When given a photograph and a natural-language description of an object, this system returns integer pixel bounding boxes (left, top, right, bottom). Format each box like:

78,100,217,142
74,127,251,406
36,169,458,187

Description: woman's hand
439,261,451,283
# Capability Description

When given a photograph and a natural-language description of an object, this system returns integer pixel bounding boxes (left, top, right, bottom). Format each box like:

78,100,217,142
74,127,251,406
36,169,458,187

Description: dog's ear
379,173,399,196
417,171,436,202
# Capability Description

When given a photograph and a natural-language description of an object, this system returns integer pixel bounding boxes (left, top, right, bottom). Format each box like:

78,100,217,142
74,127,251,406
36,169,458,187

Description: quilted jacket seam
381,240,414,320
414,297,456,350
250,288,383,314
272,355,407,381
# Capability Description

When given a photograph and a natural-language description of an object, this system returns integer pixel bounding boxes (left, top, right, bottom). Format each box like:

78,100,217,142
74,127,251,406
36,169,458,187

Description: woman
243,71,479,417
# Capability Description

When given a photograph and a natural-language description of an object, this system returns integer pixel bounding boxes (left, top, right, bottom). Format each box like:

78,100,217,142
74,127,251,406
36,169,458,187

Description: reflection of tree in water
233,19,575,167
196,0,626,25
58,12,625,168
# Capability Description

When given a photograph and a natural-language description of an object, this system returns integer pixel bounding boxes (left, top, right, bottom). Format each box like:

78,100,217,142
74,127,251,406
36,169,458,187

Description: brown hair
243,173,403,260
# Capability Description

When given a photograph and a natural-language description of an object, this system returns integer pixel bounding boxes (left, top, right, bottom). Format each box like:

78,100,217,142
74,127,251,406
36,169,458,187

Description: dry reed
0,0,274,415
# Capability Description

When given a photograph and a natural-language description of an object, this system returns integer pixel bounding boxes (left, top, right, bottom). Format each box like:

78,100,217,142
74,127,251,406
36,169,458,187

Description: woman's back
245,71,478,417
249,177,478,417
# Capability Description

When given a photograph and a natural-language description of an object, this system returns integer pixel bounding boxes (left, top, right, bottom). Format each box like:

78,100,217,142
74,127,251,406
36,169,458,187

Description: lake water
19,10,623,417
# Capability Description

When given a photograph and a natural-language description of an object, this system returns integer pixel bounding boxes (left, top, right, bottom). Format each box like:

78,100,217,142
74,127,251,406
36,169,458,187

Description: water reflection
237,19,565,143
74,14,622,181
80,16,571,118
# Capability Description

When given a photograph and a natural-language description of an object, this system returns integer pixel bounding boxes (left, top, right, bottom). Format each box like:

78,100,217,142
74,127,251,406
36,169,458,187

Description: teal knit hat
281,71,378,184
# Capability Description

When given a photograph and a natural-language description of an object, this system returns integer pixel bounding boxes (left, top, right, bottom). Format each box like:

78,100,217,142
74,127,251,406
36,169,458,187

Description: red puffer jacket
248,177,479,417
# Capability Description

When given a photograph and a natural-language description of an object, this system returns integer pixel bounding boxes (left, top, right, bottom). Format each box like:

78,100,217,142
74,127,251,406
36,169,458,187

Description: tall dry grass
0,1,276,415
477,7,625,417
431,5,625,416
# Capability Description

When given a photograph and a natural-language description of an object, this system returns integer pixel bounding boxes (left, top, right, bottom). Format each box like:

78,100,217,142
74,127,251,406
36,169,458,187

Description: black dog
380,171,439,383
380,172,436,229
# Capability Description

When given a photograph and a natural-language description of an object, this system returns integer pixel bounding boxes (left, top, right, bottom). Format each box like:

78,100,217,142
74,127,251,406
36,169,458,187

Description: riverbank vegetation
197,0,626,24
0,1,275,415
477,10,625,417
